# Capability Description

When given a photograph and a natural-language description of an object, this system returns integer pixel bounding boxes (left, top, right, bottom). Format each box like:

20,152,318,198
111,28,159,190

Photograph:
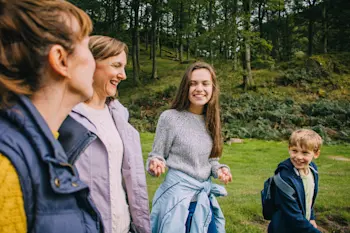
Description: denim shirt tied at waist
151,169,227,233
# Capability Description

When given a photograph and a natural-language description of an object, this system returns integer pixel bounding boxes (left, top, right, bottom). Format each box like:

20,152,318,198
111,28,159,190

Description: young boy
268,129,323,233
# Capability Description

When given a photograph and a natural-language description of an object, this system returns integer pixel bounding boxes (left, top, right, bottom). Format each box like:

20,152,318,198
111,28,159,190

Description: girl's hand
149,158,166,177
217,167,232,184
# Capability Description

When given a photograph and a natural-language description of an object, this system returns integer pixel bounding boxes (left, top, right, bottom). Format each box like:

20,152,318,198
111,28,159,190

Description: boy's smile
289,145,320,174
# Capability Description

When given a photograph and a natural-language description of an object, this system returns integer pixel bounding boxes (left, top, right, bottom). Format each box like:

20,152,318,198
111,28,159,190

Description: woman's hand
217,167,232,184
149,158,166,177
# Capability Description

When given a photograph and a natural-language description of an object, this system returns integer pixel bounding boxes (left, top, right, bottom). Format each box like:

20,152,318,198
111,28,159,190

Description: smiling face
92,51,127,100
289,145,320,173
188,68,213,114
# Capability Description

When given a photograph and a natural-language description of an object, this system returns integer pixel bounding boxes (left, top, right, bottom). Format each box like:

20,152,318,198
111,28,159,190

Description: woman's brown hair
0,0,93,109
88,35,128,104
171,61,223,158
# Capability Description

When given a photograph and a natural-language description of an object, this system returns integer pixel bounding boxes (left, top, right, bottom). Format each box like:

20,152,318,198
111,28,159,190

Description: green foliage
127,85,177,132
251,36,275,70
293,51,307,59
311,53,350,75
220,93,350,144
251,58,275,70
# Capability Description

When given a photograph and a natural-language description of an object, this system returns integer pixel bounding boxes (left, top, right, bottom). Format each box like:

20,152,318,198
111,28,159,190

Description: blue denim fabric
151,169,226,233
186,201,217,233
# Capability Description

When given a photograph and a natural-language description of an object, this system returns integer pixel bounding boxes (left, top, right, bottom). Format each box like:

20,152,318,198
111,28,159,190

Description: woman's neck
85,92,107,110
188,104,204,115
31,88,78,132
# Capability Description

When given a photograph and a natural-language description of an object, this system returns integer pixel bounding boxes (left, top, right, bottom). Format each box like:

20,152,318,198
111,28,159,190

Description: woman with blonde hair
147,62,232,233
0,0,103,233
59,35,151,233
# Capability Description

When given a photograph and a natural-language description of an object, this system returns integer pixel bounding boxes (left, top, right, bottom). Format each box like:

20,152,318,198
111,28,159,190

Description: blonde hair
171,61,222,158
0,0,93,109
88,35,128,103
89,35,128,61
289,129,323,152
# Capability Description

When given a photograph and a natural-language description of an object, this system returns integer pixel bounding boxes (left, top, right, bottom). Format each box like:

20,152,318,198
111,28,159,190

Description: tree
151,0,160,79
242,0,254,90
322,0,328,53
131,0,141,84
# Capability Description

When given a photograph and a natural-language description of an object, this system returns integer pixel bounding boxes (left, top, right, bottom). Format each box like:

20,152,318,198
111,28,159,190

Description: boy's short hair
289,129,323,153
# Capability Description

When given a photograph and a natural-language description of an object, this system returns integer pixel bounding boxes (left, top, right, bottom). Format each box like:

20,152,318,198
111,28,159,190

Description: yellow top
0,132,59,233
0,155,27,233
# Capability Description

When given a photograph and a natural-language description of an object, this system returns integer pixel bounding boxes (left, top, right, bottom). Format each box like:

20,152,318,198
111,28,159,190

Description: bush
220,93,350,144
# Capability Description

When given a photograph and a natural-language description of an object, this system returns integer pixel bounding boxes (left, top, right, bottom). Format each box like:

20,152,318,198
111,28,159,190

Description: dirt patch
328,156,350,162
319,214,350,233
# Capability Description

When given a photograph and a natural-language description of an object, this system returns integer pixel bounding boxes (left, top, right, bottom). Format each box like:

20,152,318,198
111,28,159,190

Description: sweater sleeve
209,158,230,179
0,154,26,233
146,112,175,175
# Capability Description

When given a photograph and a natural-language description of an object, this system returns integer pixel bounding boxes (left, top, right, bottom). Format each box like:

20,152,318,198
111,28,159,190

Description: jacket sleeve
0,154,26,233
310,208,315,220
146,112,175,176
275,172,321,233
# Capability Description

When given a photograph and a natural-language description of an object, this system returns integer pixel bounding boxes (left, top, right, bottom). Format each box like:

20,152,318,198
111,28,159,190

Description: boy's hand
149,158,166,177
310,220,318,229
217,167,232,184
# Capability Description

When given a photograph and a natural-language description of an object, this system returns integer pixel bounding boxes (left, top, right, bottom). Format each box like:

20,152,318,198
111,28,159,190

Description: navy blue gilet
0,95,103,233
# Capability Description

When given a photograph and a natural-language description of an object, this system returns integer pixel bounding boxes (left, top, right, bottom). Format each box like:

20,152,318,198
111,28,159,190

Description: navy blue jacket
0,95,103,233
268,158,321,233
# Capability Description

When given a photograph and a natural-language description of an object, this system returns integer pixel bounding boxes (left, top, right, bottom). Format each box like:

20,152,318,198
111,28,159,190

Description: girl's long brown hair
171,61,223,158
0,0,93,109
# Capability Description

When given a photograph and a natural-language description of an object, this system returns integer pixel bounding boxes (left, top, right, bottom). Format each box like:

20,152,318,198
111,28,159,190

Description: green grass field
140,133,350,233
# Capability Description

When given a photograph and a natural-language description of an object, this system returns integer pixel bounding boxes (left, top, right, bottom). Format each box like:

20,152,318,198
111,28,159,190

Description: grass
141,132,350,233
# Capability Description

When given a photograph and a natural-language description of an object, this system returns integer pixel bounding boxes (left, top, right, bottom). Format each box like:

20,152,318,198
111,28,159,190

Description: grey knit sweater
147,109,228,181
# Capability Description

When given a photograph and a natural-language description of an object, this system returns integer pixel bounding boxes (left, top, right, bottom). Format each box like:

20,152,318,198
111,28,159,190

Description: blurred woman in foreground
0,1,103,232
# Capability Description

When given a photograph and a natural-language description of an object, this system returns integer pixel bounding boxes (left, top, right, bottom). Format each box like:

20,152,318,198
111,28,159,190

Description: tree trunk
307,0,317,56
116,0,122,32
232,0,238,71
179,1,184,62
131,0,140,85
187,35,190,61
322,0,328,54
224,0,229,60
145,6,151,52
208,0,213,64
158,21,161,57
242,0,254,91
258,1,266,38
151,0,158,79
194,3,201,58
308,18,314,56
